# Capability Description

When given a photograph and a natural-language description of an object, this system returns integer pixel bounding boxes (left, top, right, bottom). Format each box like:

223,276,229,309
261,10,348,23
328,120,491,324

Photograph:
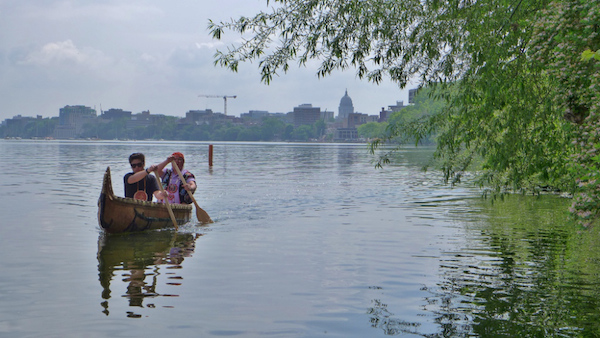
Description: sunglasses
130,162,144,168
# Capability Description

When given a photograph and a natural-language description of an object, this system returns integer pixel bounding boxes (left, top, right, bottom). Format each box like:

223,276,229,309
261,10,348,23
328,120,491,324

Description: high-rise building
345,112,371,128
293,104,321,127
321,110,334,121
388,101,406,112
101,108,132,120
54,105,96,139
338,89,354,119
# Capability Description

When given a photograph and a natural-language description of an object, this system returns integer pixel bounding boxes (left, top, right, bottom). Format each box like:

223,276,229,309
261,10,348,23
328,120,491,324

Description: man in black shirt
123,153,163,201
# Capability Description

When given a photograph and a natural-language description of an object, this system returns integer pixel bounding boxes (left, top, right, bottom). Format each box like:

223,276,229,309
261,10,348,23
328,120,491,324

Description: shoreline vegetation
1,136,371,144
0,114,382,143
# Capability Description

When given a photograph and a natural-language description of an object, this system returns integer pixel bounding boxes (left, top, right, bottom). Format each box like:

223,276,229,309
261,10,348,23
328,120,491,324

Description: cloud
167,44,215,69
17,40,112,69
140,52,158,61
195,41,225,50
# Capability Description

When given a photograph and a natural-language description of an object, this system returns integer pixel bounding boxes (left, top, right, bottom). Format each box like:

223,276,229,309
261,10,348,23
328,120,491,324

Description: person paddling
158,152,196,204
124,153,160,201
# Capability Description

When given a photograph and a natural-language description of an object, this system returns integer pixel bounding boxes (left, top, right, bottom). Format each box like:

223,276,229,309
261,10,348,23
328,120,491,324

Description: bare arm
156,155,176,177
183,176,197,193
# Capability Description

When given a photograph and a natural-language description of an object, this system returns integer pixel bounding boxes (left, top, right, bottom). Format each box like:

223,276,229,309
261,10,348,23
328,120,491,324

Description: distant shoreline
2,137,371,144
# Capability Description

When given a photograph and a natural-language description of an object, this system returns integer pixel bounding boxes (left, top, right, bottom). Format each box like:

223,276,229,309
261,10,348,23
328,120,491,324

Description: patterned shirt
159,168,196,204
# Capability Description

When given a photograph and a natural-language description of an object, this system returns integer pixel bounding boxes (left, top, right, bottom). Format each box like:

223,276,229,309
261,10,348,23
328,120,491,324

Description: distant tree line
0,117,58,139
0,115,335,142
77,116,331,142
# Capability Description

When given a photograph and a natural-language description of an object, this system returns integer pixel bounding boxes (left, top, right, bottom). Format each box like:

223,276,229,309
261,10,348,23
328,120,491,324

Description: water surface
0,140,596,337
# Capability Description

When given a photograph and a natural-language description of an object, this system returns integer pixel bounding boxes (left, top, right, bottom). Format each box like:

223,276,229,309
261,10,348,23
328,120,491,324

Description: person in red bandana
158,152,197,204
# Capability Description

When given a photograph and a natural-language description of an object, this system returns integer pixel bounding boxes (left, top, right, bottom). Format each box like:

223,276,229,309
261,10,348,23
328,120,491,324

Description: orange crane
198,94,237,115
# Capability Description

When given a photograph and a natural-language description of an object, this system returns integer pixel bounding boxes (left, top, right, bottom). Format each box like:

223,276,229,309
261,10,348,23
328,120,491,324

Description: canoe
98,167,192,233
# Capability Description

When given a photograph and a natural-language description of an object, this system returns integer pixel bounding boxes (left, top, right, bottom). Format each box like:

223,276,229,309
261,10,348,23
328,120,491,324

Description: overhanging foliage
209,0,600,223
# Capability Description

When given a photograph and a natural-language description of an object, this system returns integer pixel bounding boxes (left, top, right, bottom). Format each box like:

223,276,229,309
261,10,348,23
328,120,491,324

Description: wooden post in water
208,144,213,167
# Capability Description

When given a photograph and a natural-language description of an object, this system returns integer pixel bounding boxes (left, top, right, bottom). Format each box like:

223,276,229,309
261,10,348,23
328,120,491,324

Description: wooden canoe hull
98,167,192,233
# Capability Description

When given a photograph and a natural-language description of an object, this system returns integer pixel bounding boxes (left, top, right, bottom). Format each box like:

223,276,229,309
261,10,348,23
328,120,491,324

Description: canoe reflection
97,231,200,317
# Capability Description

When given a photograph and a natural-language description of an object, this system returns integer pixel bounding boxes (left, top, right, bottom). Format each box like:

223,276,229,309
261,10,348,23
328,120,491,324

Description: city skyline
0,1,413,121
3,89,408,121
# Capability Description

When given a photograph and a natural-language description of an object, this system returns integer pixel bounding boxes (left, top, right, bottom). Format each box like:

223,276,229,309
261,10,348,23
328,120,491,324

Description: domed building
338,89,354,120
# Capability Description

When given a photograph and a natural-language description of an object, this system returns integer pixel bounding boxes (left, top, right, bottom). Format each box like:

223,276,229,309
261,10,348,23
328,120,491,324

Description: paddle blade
196,205,213,223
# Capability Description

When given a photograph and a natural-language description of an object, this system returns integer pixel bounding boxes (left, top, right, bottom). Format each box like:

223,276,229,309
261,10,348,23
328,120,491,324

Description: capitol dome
338,89,354,119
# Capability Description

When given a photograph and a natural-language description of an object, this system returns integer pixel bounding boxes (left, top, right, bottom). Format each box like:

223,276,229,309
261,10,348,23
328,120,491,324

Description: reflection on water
412,194,600,337
97,230,199,318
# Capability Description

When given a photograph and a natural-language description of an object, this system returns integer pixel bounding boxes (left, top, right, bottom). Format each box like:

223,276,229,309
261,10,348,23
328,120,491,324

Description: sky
0,0,413,120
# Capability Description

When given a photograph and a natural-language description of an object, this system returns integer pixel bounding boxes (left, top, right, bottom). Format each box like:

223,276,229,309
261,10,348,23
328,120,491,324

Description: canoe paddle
171,161,213,224
154,169,179,231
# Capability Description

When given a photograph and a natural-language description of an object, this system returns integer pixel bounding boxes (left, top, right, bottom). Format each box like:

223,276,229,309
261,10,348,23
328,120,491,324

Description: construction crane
198,94,237,115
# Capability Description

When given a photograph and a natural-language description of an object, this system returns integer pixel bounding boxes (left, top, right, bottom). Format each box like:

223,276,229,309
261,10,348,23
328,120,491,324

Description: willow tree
209,0,600,222
532,1,600,225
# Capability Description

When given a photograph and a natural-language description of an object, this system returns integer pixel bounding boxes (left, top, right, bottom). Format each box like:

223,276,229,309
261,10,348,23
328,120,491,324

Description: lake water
0,140,598,337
